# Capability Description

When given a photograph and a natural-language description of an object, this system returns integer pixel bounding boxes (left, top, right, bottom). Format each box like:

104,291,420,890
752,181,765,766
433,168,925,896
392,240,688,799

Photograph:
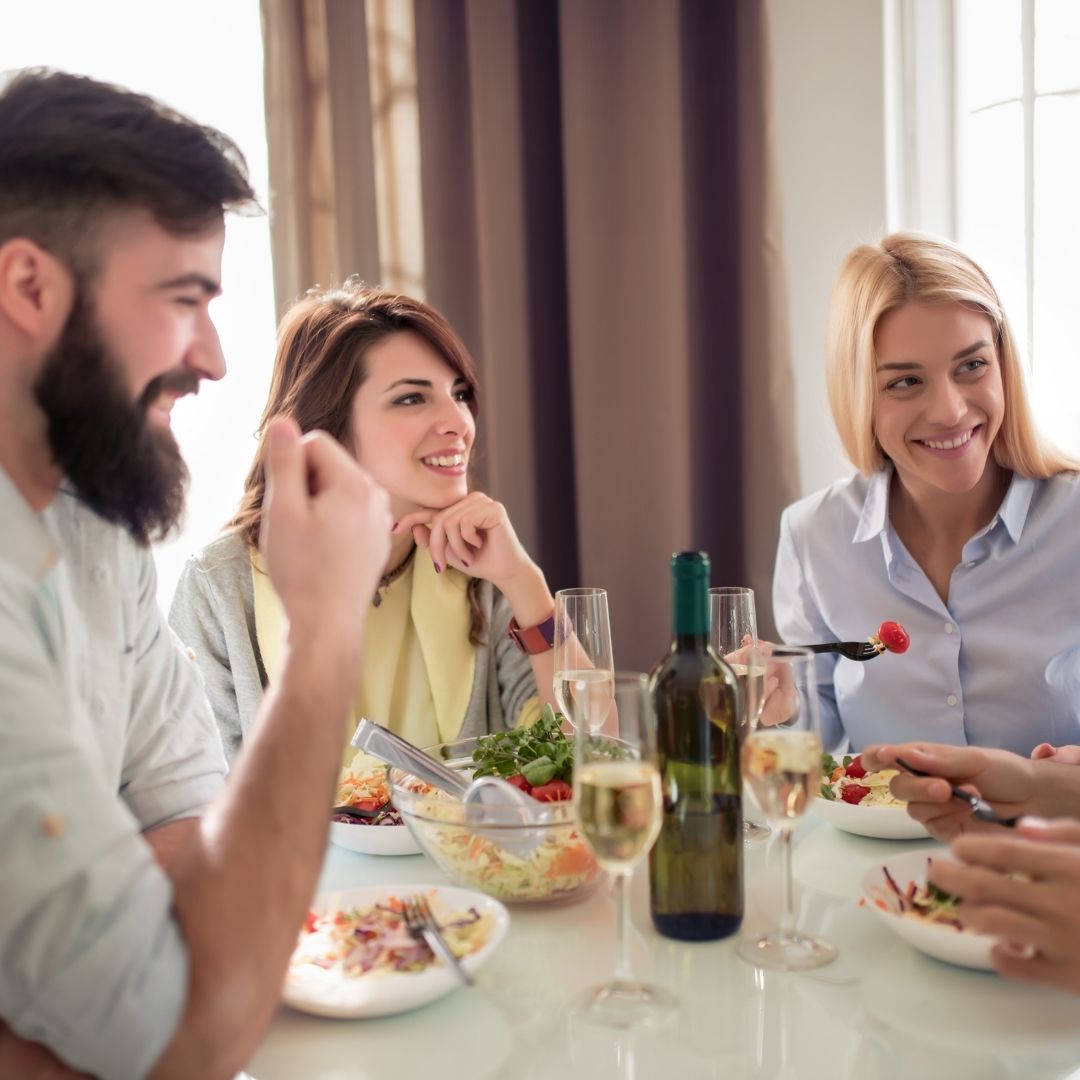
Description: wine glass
736,645,837,971
709,587,769,841
554,588,615,733
572,672,676,1026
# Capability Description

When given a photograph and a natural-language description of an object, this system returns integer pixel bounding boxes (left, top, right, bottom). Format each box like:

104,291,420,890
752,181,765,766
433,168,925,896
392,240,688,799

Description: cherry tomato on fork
876,621,910,654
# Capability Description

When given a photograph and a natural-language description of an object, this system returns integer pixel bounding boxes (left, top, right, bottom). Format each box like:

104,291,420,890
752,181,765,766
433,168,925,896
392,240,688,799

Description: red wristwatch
508,611,556,655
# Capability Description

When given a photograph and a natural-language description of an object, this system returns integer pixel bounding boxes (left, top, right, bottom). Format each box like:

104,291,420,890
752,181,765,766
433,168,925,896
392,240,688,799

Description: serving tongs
351,717,469,798
895,757,1020,828
350,718,552,853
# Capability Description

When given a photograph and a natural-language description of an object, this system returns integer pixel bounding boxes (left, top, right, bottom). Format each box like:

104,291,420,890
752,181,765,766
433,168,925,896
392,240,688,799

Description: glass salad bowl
388,736,600,905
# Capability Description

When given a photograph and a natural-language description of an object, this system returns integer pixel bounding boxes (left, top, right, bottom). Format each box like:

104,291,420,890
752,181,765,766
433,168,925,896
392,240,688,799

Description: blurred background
4,0,1078,670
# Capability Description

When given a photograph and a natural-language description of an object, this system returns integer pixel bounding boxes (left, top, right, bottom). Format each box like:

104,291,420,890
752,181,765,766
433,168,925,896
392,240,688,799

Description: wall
769,0,888,497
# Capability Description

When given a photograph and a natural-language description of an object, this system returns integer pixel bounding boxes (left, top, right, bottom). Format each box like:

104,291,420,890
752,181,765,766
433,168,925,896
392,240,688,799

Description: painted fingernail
391,521,399,533
434,563,442,574
462,560,470,568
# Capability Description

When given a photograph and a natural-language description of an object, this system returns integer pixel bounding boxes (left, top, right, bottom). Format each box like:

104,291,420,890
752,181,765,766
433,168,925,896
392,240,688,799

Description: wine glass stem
779,826,796,937
613,870,633,984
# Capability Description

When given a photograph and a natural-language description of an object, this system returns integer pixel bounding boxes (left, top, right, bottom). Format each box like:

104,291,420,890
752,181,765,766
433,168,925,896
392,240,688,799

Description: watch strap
507,611,556,655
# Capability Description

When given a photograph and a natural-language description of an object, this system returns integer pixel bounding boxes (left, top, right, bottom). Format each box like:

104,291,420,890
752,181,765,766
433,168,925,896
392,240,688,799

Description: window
887,0,1080,459
0,1,276,605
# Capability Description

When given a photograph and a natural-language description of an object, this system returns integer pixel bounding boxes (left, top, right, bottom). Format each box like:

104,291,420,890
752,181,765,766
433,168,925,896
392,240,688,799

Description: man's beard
32,297,196,545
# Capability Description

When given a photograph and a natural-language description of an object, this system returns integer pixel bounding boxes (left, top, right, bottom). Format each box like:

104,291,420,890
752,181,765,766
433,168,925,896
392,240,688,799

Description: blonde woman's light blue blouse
773,467,1080,756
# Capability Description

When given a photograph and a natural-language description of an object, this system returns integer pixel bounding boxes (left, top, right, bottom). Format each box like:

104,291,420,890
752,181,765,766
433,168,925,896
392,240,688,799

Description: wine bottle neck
672,577,709,638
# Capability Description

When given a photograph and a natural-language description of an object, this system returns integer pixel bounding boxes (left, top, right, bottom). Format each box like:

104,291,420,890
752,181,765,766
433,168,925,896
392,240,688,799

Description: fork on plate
800,641,883,662
894,757,1020,828
402,895,474,986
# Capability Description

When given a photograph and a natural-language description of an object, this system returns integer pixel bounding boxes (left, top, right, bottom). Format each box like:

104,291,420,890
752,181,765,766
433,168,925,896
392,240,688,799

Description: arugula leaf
819,782,835,801
471,706,573,784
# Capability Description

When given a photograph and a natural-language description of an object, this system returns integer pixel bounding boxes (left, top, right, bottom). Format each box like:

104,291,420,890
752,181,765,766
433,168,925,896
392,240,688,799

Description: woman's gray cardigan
168,531,539,763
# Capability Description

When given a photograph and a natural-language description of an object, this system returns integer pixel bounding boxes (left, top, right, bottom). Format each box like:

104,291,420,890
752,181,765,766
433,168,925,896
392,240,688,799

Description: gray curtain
262,0,799,669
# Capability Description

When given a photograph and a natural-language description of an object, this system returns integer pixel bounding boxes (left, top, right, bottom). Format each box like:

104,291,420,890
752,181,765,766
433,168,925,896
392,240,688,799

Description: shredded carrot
546,843,598,879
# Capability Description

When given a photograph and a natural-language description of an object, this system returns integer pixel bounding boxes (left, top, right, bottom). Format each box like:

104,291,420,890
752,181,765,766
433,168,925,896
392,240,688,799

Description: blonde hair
826,232,1078,477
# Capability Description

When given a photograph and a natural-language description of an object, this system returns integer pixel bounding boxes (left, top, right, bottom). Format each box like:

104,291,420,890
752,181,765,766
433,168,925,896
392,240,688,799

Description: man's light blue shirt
773,468,1080,755
0,467,227,1078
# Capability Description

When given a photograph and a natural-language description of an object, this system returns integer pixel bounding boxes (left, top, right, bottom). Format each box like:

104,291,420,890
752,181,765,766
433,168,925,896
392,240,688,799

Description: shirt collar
0,465,61,583
996,472,1036,544
850,465,1036,546
852,467,891,543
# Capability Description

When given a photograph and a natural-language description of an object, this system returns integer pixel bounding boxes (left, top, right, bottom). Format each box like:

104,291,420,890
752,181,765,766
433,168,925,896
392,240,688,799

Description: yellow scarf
251,547,476,752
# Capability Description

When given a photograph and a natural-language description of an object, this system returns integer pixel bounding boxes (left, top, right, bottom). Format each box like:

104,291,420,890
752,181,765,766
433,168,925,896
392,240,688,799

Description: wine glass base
736,930,837,972
743,818,770,841
571,979,678,1030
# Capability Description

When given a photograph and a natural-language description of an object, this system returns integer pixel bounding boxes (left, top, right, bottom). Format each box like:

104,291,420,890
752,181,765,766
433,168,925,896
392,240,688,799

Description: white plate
861,848,996,971
328,818,422,856
283,884,510,1018
813,794,930,840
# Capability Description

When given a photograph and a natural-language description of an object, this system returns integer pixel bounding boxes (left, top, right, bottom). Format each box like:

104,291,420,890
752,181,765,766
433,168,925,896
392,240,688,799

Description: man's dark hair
0,68,258,275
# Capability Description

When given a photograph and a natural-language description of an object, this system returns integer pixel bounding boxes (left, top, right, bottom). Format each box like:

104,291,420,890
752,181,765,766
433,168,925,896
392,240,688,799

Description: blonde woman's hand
395,492,535,589
724,639,798,727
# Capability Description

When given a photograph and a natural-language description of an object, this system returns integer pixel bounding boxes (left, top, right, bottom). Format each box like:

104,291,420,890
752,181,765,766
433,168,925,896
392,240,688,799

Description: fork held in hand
800,641,883,662
894,757,1020,828
403,895,474,986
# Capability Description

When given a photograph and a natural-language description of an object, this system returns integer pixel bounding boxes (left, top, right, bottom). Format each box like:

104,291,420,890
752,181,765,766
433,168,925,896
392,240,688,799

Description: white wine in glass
737,645,836,971
572,672,676,1027
554,588,615,733
709,586,768,841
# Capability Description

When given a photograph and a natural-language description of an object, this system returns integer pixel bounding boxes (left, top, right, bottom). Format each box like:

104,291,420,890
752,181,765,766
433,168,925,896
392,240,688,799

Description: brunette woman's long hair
229,280,487,642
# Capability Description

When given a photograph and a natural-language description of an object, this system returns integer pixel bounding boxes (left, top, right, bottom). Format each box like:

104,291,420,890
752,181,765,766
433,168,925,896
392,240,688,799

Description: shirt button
965,561,977,569
946,694,959,707
944,623,955,634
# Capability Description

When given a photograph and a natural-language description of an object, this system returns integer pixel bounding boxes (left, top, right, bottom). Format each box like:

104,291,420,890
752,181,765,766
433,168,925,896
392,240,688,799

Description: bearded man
0,69,391,1078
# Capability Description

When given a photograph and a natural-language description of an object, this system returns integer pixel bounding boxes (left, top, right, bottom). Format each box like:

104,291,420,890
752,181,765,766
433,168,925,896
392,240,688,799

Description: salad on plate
819,752,906,808
330,751,422,855
283,884,509,1017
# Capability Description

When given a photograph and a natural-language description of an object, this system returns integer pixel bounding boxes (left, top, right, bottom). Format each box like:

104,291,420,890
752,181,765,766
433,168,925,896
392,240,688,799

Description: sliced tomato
840,782,871,805
303,910,319,934
505,773,533,794
844,756,867,779
530,778,573,802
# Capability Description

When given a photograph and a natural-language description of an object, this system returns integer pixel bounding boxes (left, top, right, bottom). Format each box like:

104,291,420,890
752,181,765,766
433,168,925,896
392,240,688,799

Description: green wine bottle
649,551,744,941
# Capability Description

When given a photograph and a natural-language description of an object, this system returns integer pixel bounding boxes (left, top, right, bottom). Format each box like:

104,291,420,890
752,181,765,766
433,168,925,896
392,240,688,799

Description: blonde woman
773,233,1080,756
169,283,556,761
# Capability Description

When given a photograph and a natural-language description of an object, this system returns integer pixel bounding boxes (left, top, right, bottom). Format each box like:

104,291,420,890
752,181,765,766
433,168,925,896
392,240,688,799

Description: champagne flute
737,645,837,970
709,587,769,841
554,588,615,733
573,672,676,1026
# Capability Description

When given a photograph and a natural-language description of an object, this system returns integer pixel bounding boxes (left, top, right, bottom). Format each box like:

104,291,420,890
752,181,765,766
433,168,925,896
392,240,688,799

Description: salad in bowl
389,709,601,904
813,753,929,840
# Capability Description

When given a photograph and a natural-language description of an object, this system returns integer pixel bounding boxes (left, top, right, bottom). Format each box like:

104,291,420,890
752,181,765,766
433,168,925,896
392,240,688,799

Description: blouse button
944,622,955,634
946,694,959,707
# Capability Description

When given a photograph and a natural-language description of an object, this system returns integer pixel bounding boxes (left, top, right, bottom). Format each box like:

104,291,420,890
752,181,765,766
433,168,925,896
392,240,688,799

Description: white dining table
247,814,1080,1080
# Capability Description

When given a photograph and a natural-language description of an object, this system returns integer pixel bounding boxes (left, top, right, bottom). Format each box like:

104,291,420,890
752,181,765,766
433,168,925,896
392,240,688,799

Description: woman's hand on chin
395,492,535,587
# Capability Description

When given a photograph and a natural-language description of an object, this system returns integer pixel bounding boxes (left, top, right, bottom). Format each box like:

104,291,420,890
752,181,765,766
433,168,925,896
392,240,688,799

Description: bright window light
0,0,276,606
